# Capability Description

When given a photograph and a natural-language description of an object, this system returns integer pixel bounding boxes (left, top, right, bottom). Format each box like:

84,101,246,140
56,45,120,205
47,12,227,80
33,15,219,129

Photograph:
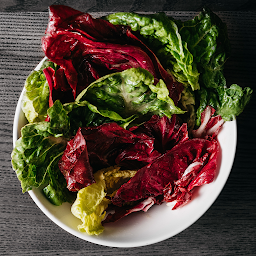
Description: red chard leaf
58,128,95,191
112,138,219,208
80,123,138,169
192,105,224,139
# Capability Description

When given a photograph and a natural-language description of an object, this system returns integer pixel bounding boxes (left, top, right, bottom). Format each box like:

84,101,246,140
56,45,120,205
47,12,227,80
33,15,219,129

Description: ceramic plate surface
13,58,237,248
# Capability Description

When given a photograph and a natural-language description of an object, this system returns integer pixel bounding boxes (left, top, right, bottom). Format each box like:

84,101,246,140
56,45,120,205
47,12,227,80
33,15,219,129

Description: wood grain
0,8,256,256
0,0,256,12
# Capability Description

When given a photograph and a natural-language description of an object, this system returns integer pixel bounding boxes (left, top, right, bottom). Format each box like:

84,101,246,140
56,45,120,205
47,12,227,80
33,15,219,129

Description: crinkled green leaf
71,171,106,217
47,100,70,137
75,198,109,235
65,100,134,131
63,101,112,136
42,157,75,206
176,8,230,89
11,101,73,205
11,125,66,192
195,85,252,126
106,12,200,90
175,8,252,125
178,87,196,130
76,68,184,124
21,59,56,123
216,85,253,121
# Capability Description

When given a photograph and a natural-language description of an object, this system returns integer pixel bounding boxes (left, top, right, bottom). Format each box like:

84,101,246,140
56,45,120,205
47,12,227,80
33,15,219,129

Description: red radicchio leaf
130,114,189,153
80,123,139,169
58,127,95,191
115,132,161,169
103,197,156,224
115,114,189,169
42,31,158,98
46,5,126,42
43,65,77,109
192,105,224,139
164,184,193,210
112,138,219,208
163,142,219,210
43,67,55,108
53,67,71,91
160,106,224,209
45,5,83,35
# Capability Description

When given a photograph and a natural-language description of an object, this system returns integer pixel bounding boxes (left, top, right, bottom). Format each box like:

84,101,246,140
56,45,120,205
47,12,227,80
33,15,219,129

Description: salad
11,5,252,236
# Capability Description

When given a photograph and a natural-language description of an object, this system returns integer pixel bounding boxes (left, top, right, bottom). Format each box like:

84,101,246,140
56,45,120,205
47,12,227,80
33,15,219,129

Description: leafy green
11,100,73,205
71,170,109,235
47,99,70,137
216,85,252,120
178,8,252,125
107,10,252,127
175,8,230,90
76,68,185,127
21,59,56,123
106,12,200,90
13,8,253,213
64,101,119,135
195,85,253,126
13,95,139,206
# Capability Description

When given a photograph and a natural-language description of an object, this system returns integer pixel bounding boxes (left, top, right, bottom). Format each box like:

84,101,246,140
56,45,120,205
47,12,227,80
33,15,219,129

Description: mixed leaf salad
11,5,252,235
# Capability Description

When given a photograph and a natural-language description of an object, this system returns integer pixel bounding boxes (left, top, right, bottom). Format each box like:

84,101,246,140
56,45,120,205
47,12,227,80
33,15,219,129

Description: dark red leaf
112,138,219,208
58,128,95,191
43,67,55,108
103,197,156,224
115,132,161,169
43,65,76,107
80,123,139,169
130,115,189,153
192,105,224,139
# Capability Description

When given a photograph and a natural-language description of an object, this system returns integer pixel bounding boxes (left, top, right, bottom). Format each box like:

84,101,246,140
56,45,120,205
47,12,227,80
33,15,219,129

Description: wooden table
1,1,255,255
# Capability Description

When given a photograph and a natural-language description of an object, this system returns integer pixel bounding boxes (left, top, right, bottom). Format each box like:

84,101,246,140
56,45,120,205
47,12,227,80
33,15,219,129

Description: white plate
13,58,237,248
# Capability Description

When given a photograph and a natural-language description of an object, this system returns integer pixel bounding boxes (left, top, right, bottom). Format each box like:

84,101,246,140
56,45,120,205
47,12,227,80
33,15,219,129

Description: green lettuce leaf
11,100,73,205
107,10,252,127
195,85,252,126
216,85,252,120
71,170,109,235
21,59,56,123
47,99,70,137
175,8,230,90
179,8,253,125
76,68,185,126
106,12,200,90
64,101,129,134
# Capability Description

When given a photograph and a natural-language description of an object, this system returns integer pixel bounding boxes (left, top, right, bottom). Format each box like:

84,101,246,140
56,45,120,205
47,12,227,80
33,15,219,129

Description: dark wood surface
0,0,256,12
1,1,256,255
